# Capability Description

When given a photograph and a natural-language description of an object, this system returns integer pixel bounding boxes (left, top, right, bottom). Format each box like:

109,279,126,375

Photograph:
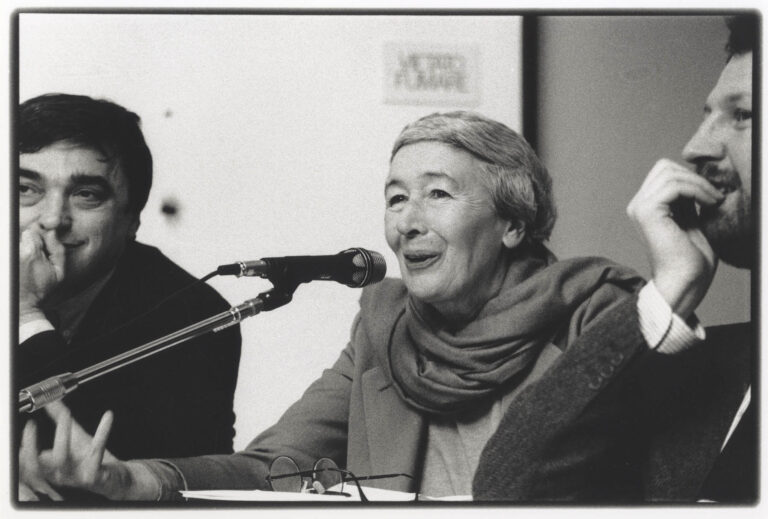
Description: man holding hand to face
18,94,241,501
474,14,755,502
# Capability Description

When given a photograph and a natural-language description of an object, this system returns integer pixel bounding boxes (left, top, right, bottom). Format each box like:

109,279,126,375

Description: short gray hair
391,111,556,244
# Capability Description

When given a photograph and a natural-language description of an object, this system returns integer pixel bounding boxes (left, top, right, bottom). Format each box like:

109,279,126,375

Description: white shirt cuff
19,316,55,344
638,281,705,354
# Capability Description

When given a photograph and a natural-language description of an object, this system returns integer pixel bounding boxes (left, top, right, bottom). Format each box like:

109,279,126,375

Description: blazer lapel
361,367,426,492
646,390,740,500
645,322,752,501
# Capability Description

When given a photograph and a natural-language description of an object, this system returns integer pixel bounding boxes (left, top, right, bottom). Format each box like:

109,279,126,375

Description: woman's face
385,141,514,317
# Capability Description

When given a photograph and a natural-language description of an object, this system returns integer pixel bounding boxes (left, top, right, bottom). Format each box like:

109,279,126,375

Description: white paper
180,485,469,502
180,489,352,501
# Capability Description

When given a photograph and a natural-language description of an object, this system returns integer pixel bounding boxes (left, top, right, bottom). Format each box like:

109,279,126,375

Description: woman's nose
682,117,726,166
396,199,428,237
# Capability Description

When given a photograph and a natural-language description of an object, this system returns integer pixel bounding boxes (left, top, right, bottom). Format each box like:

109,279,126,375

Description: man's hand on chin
19,227,66,323
627,158,723,319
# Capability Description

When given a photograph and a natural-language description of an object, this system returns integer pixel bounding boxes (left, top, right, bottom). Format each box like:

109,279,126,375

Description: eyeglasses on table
265,455,413,502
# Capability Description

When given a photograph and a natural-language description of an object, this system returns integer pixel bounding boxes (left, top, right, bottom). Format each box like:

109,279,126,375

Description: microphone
217,248,386,288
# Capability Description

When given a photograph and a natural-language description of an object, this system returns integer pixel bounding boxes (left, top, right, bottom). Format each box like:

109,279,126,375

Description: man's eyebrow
707,92,752,111
70,173,115,194
19,168,41,181
69,173,115,198
725,92,752,103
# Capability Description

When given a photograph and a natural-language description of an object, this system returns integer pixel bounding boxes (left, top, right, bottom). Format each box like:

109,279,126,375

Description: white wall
19,13,523,449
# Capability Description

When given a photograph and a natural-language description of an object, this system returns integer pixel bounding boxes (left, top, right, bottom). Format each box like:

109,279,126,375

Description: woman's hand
18,401,137,500
627,159,723,319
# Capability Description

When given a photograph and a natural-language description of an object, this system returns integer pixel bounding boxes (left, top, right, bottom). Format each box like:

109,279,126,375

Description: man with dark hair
726,13,757,56
17,93,242,500
473,14,756,502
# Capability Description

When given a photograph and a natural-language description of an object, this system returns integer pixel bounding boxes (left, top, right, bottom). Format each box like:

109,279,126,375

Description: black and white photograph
7,3,760,514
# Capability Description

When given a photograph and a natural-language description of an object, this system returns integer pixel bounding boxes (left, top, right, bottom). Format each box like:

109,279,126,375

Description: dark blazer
18,241,242,460
472,296,755,503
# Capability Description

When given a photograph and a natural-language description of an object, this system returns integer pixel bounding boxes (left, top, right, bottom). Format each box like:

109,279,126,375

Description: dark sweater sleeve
472,295,653,502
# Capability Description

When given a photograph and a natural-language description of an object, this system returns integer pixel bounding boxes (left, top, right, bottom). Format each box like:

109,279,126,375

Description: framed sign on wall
383,42,481,107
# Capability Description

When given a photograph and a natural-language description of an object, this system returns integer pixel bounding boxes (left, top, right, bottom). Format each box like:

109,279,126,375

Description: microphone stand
18,283,298,414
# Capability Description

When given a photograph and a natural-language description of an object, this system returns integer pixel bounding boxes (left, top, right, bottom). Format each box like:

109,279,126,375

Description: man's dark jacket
18,241,242,460
472,295,755,503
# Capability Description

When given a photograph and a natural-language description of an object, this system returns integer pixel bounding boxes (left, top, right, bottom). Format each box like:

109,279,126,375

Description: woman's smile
402,250,441,270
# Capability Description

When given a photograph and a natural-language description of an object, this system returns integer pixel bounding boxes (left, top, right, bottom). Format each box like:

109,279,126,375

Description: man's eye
19,183,43,206
19,183,40,197
75,190,98,200
73,189,106,206
734,108,752,123
429,189,450,199
387,194,406,207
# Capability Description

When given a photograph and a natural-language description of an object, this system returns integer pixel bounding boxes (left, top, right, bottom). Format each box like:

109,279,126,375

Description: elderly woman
20,111,642,501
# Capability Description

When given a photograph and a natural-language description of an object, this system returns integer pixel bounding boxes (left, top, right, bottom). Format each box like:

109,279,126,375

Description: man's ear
128,214,140,241
501,221,526,250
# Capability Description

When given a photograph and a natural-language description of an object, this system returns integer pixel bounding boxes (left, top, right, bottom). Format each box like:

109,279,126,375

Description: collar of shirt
721,386,751,453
